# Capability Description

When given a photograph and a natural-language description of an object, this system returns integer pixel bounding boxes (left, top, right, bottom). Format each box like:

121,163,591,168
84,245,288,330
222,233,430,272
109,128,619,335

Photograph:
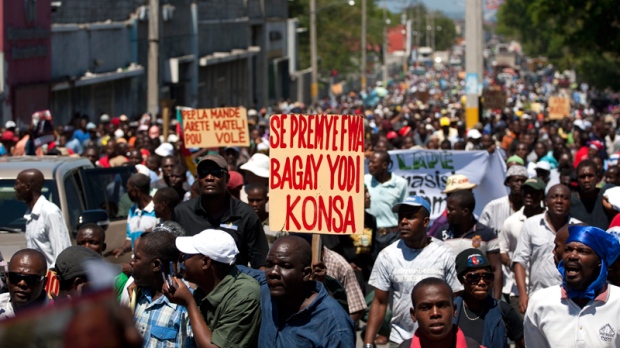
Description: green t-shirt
194,266,261,348
114,272,129,302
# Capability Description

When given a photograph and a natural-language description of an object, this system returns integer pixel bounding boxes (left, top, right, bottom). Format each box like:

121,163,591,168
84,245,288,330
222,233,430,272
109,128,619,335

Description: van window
64,173,85,232
81,166,136,221
0,180,58,232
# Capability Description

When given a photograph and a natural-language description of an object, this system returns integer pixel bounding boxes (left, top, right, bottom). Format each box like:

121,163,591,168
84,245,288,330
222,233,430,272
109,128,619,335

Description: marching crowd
1,68,620,348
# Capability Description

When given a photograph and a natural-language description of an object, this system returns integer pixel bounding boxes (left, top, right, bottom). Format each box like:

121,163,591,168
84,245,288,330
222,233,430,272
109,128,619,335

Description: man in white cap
239,153,269,204
172,154,269,269
164,229,261,348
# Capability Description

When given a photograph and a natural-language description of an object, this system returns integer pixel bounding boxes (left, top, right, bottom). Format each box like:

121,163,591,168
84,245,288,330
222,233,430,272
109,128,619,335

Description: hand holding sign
269,114,365,235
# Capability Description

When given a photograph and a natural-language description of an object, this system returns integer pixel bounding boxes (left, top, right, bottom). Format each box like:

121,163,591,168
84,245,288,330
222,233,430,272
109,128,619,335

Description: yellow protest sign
548,97,571,120
181,107,249,147
269,114,365,235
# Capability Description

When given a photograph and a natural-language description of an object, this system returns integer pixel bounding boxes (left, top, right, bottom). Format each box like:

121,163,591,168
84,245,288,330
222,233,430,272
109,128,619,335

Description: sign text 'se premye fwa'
269,114,365,235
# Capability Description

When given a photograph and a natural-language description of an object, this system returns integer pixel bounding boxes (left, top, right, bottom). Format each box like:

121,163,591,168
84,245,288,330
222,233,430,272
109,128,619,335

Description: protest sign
387,149,507,221
482,88,507,110
181,107,249,147
269,114,365,235
417,91,430,104
548,96,570,120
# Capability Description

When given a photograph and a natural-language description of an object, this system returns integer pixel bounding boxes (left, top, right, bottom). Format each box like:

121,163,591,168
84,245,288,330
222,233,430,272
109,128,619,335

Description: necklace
463,302,484,321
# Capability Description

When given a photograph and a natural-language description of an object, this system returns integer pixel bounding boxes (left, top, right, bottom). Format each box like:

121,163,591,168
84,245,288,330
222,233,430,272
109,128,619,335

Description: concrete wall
52,26,133,79
47,0,288,119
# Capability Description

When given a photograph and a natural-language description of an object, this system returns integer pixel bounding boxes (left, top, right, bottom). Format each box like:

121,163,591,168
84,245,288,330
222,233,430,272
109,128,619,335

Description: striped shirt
479,195,516,235
369,238,462,344
499,207,528,296
133,288,193,348
512,213,581,294
127,201,158,249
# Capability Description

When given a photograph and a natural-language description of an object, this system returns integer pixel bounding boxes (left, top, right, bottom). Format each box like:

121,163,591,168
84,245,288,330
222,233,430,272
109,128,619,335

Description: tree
497,0,620,90
289,1,456,77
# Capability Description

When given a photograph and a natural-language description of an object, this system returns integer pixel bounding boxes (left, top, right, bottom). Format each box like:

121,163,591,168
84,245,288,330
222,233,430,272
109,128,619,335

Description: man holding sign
364,196,462,347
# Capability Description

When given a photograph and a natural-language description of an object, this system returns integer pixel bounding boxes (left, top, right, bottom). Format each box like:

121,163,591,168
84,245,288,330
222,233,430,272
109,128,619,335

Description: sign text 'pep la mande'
182,107,250,148
269,114,365,235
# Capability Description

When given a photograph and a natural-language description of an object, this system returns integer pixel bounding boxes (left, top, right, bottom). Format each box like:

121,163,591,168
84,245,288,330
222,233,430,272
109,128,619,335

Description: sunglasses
180,253,198,262
197,168,227,179
465,272,494,284
8,272,45,286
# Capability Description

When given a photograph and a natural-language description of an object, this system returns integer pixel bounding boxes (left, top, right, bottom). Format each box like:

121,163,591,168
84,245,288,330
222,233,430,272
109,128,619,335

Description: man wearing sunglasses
172,154,269,269
453,249,524,348
0,249,49,319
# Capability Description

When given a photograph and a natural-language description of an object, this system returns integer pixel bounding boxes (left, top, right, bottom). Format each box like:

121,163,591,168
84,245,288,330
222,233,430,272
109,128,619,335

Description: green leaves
497,0,620,89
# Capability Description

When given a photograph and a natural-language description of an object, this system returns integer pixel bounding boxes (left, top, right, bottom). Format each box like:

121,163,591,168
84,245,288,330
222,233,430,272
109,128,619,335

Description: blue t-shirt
258,279,355,348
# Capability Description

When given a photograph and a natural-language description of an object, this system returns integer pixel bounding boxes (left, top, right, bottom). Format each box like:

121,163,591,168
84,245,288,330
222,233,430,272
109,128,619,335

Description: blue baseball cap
392,195,431,214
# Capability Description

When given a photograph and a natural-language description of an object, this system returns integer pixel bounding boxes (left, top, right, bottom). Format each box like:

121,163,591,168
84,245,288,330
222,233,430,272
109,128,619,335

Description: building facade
0,0,290,126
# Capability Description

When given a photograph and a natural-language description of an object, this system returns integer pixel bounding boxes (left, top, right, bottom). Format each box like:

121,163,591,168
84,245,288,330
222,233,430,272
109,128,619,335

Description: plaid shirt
133,288,193,348
322,247,367,314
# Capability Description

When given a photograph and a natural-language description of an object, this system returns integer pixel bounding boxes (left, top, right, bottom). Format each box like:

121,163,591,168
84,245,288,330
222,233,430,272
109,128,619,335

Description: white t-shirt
525,284,620,347
368,238,463,344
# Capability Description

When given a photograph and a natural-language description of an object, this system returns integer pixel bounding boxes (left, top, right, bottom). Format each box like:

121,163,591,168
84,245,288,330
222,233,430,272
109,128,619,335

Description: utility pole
310,0,318,104
147,0,159,116
382,1,388,85
425,13,430,47
361,0,367,90
465,0,483,128
415,0,420,49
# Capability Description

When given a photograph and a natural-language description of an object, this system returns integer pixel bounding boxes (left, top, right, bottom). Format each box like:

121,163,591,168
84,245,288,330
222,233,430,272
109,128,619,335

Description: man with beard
512,184,581,314
524,225,620,347
570,159,612,229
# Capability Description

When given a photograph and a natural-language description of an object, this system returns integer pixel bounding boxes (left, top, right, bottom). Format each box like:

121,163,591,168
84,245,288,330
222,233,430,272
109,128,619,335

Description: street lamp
310,0,355,104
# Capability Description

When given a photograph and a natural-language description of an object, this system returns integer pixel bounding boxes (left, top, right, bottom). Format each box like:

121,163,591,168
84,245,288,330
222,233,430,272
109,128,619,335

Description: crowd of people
1,66,620,348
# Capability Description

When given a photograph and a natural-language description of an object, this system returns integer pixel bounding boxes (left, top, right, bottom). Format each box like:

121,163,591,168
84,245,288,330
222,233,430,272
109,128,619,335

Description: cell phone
160,261,176,291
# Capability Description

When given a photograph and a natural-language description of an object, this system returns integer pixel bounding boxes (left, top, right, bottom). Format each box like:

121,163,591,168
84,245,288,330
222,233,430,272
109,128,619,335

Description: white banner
387,149,508,221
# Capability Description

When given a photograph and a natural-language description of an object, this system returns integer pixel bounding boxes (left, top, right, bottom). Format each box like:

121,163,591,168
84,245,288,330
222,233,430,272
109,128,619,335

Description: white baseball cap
5,121,16,129
240,153,270,178
466,129,482,139
604,187,620,211
175,229,239,265
154,143,174,157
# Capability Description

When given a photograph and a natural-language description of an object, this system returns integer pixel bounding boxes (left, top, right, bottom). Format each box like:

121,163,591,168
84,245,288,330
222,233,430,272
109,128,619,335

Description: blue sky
385,0,493,20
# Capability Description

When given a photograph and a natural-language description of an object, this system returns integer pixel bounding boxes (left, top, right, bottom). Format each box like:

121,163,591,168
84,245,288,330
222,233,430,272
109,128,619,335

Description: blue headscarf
558,225,620,300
